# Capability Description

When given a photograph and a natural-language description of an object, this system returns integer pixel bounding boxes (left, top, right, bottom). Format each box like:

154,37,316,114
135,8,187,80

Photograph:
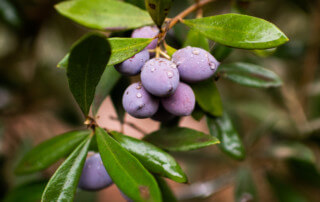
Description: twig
195,0,203,18
299,0,320,106
281,84,309,135
168,0,214,30
176,171,235,200
109,116,148,135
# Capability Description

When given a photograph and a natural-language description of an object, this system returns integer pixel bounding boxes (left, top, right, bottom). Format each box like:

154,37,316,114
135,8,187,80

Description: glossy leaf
191,79,223,117
183,14,289,49
184,28,209,51
55,0,153,30
95,127,161,202
58,37,152,70
15,130,90,175
155,176,177,202
110,131,187,183
143,127,220,152
218,62,282,88
211,43,233,62
207,113,245,160
42,136,92,202
164,44,177,57
92,67,121,115
110,77,131,123
234,167,258,202
266,173,308,202
145,0,173,27
4,180,47,202
67,34,111,115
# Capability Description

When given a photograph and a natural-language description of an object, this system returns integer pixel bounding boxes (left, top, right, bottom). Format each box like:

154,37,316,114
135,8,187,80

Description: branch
168,0,214,30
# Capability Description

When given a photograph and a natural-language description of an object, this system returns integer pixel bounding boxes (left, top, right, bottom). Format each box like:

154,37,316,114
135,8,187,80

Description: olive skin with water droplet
122,82,159,118
172,46,220,83
131,26,159,50
115,49,150,76
161,82,195,116
78,153,113,191
141,58,179,97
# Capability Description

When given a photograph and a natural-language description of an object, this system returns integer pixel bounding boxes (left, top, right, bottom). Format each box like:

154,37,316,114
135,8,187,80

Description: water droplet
192,50,200,55
136,93,142,98
167,71,173,78
151,67,155,72
170,64,177,68
209,62,216,70
205,53,209,58
136,85,142,90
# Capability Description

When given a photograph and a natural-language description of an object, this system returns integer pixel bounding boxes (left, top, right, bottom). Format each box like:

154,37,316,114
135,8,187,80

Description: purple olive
115,49,150,76
161,82,195,116
131,26,159,50
122,82,159,118
141,58,180,97
172,46,220,83
78,153,112,191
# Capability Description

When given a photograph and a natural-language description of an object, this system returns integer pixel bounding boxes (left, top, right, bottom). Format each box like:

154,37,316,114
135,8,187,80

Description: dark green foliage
67,34,111,116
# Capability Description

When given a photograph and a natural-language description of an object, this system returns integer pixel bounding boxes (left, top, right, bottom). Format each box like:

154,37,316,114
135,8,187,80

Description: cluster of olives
117,26,220,121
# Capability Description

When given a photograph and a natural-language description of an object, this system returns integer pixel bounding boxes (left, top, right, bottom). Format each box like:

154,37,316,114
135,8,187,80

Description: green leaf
15,130,90,175
125,0,145,9
234,167,258,202
42,136,92,202
287,159,320,187
252,48,277,57
266,173,308,202
207,113,245,160
110,77,131,123
4,180,47,202
164,44,177,57
269,142,316,163
191,104,205,121
218,62,282,88
92,67,121,115
67,34,111,116
110,131,187,183
0,0,21,28
211,43,233,62
58,38,152,70
155,176,177,202
184,28,209,51
145,0,173,27
95,127,161,202
107,38,152,66
55,0,153,31
183,14,289,49
143,127,220,152
191,79,223,117
57,53,69,69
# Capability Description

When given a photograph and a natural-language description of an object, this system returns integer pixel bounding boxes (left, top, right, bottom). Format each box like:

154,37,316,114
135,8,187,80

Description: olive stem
160,50,171,59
